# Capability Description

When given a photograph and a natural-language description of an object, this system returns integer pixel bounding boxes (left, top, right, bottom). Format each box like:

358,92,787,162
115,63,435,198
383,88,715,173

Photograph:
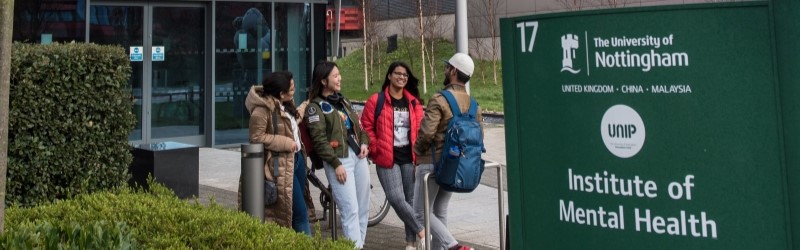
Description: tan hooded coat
239,86,316,227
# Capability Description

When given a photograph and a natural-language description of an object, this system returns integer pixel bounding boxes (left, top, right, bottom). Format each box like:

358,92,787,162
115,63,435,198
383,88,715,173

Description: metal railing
423,160,506,250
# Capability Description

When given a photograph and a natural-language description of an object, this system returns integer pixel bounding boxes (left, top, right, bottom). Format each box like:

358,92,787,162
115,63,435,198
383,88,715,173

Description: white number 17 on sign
516,21,539,53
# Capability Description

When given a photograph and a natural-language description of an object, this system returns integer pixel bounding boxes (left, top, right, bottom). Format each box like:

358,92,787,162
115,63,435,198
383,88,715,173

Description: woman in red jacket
361,61,426,250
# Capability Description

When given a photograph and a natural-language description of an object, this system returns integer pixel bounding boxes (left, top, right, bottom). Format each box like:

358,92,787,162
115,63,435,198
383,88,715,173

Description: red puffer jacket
360,88,424,168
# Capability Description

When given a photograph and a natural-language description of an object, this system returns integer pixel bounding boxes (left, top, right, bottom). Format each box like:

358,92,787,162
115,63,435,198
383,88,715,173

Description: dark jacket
413,84,483,165
360,88,424,168
304,95,370,167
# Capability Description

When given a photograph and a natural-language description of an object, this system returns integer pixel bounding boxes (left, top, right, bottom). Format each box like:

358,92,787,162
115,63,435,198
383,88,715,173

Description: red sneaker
448,245,474,250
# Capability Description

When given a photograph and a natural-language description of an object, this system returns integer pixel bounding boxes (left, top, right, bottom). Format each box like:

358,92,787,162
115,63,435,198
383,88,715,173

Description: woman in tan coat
245,71,315,235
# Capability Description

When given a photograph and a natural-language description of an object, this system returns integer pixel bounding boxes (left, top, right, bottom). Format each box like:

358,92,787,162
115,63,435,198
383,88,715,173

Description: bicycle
306,164,390,228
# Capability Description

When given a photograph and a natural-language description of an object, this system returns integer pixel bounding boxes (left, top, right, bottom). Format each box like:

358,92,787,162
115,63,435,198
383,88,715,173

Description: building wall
354,0,744,60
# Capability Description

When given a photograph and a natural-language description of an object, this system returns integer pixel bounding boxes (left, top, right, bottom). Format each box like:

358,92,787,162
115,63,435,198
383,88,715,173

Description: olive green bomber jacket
304,96,370,167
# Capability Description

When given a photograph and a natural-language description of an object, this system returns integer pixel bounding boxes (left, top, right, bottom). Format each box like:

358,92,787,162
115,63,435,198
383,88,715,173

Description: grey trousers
413,164,457,250
376,163,422,243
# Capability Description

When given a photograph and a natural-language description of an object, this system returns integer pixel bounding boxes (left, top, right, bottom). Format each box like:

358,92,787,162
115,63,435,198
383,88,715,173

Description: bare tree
365,0,386,88
595,0,627,8
0,0,14,232
362,0,369,90
473,38,488,84
469,3,489,85
558,0,586,11
420,0,448,93
358,0,379,90
480,0,502,85
398,18,415,68
417,0,427,93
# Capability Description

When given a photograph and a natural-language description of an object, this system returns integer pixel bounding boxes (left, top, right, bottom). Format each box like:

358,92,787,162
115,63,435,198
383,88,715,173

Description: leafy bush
1,221,138,249
8,42,136,206
5,183,353,249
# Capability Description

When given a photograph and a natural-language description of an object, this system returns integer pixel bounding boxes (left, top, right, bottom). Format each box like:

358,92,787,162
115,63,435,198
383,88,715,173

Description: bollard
241,143,265,222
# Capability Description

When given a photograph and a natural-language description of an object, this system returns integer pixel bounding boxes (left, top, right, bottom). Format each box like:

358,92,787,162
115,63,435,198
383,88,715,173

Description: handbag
264,108,281,206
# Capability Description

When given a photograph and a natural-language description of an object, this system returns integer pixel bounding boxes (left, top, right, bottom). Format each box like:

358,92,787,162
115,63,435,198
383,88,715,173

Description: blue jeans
323,148,371,248
292,152,311,235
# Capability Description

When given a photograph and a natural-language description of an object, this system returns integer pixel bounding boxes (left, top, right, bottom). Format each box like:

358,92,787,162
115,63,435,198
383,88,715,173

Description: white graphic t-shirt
393,100,410,147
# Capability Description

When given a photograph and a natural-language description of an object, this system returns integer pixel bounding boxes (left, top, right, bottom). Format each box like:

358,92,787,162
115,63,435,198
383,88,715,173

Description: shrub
1,221,138,249
8,42,136,206
5,183,354,249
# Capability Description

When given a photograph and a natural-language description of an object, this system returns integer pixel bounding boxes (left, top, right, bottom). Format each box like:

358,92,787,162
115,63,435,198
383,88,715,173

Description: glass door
149,5,205,144
89,2,206,146
89,3,145,142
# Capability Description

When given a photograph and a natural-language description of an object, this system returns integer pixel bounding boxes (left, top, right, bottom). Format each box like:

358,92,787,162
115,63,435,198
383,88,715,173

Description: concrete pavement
196,124,508,250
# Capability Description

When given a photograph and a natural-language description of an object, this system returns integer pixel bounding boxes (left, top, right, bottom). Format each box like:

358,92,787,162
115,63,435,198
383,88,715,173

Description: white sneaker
405,246,417,250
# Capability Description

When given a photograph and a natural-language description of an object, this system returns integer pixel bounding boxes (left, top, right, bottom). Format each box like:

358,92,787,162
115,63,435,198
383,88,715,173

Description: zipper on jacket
340,121,346,158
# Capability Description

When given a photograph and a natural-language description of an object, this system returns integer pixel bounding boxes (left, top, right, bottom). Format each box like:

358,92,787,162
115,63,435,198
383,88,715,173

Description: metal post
455,0,468,54
241,144,265,222
423,172,433,250
330,193,338,240
455,0,470,94
485,161,506,250
497,165,505,250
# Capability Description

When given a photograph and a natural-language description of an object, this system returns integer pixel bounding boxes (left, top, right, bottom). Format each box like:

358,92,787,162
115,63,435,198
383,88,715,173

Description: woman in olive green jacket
304,61,370,249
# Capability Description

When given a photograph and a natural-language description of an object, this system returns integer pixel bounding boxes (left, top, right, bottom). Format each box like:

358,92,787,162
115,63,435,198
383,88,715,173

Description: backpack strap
440,90,478,118
271,109,280,180
374,91,385,134
467,98,478,118
440,90,462,116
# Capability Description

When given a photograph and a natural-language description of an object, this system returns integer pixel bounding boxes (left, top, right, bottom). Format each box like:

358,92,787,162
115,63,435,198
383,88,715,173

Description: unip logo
600,104,646,158
561,34,581,74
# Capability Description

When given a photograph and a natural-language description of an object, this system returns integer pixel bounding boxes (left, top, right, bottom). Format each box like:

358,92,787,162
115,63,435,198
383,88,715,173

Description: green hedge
8,42,136,206
2,221,138,249
4,183,353,249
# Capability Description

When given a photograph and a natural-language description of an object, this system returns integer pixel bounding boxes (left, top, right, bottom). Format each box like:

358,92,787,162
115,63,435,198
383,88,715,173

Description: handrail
423,159,505,250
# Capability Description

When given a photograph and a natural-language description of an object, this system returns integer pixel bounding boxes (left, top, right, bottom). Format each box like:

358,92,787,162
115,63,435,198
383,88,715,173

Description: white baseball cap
445,53,474,77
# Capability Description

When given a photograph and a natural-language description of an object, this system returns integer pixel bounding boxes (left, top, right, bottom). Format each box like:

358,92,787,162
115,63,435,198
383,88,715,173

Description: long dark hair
382,61,422,103
308,61,338,100
261,71,299,118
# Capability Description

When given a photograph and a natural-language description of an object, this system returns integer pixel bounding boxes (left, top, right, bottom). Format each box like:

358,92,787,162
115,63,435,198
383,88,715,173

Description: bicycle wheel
368,169,390,227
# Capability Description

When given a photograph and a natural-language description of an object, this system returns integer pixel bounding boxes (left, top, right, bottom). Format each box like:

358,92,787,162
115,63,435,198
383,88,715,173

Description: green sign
500,2,794,248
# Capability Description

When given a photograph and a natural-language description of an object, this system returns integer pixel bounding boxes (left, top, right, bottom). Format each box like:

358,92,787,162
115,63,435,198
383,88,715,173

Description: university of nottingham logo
561,34,581,74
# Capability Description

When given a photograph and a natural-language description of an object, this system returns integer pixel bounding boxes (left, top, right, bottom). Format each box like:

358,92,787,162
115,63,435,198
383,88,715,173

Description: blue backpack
433,90,485,193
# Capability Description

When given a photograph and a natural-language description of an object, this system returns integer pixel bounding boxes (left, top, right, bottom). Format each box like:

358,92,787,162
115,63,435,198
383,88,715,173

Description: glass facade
12,0,326,147
213,2,273,145
213,2,312,146
13,0,87,43
274,3,312,101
